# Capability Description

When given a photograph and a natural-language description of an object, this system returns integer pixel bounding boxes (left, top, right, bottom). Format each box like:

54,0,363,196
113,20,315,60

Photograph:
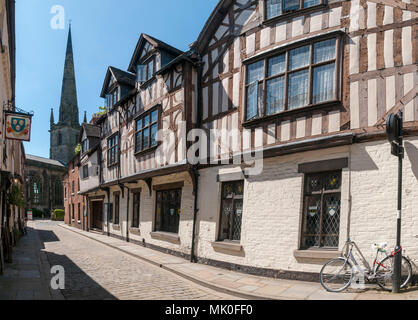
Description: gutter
190,53,203,263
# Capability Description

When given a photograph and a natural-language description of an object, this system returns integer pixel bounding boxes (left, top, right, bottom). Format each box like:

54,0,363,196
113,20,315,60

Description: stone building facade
24,155,66,214
77,0,418,281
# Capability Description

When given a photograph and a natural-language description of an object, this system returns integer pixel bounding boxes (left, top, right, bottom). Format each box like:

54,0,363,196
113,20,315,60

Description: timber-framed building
75,0,418,280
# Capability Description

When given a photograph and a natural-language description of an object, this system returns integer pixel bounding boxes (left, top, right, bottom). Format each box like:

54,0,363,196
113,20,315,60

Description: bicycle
319,238,412,292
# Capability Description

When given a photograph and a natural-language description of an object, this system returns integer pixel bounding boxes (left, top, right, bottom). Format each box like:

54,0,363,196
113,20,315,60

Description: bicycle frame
342,239,391,281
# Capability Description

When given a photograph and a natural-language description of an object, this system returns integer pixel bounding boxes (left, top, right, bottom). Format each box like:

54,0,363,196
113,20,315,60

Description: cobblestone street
31,221,236,300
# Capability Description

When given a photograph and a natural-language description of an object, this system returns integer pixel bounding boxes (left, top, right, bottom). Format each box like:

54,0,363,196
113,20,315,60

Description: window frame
132,190,141,228
81,139,88,154
264,0,326,22
107,132,119,167
243,34,342,123
218,180,245,242
154,188,182,234
114,193,120,225
134,105,161,155
300,170,342,250
137,55,156,84
82,165,89,179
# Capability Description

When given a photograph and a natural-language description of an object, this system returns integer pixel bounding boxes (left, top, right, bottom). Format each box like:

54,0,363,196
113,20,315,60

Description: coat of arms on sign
5,113,32,141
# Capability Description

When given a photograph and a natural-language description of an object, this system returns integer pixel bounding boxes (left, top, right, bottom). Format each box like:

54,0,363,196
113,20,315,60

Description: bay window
266,0,324,20
245,37,339,121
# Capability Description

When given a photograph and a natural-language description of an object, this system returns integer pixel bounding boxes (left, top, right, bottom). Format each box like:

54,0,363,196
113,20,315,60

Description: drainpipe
125,185,130,242
190,53,203,263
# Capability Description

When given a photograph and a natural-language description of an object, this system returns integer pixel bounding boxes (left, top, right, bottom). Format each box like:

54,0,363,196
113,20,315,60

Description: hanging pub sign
4,112,32,141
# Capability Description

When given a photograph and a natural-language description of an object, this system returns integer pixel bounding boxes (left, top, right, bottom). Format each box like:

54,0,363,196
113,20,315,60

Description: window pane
247,60,264,84
143,128,149,149
232,200,243,241
288,70,309,109
266,76,285,115
266,0,282,19
268,54,285,77
313,63,335,104
147,60,154,79
289,45,310,70
304,0,321,8
143,115,150,127
303,195,321,247
150,123,158,147
135,132,142,152
246,82,259,120
322,194,341,248
284,0,300,12
136,119,142,131
313,39,336,64
151,110,158,123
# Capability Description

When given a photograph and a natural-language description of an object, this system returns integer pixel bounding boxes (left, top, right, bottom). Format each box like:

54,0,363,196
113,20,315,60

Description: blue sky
17,0,218,158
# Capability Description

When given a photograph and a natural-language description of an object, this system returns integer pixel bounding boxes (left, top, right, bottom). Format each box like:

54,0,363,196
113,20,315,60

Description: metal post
392,111,403,293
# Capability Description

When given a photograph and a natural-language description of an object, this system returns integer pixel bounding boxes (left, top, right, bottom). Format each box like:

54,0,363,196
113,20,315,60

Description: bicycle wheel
375,255,412,291
320,258,354,292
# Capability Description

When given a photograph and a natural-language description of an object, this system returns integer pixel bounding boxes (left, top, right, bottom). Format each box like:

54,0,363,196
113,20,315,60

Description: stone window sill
150,231,180,244
293,249,341,260
211,241,243,253
77,220,81,224
129,227,141,236
112,224,120,231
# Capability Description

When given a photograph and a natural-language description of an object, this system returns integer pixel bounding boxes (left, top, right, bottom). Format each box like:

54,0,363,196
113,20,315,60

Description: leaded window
266,0,323,20
107,134,119,167
218,181,244,242
301,171,342,249
135,108,159,153
32,177,42,204
155,189,181,234
245,37,339,121
132,191,140,228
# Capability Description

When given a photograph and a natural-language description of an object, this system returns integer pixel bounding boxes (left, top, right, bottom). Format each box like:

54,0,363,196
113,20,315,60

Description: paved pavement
0,222,63,300
2,220,418,300
0,220,236,300
58,223,418,300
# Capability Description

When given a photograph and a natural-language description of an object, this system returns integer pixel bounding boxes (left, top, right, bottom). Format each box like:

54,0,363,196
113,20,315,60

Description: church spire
58,23,79,127
83,111,87,123
50,108,54,129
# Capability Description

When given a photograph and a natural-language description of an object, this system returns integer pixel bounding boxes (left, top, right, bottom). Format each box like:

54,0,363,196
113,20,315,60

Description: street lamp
386,111,404,293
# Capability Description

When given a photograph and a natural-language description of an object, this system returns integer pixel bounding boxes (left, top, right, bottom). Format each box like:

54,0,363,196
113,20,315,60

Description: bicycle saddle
372,242,387,250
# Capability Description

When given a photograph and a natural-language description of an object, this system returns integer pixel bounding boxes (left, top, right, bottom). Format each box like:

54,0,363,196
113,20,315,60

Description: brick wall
64,160,86,230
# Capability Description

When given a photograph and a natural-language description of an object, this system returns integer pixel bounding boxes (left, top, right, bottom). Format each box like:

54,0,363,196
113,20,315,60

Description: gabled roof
100,66,136,98
193,0,234,54
128,33,184,73
79,123,101,141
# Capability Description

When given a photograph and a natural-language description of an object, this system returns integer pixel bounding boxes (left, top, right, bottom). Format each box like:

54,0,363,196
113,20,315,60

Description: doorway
91,200,103,231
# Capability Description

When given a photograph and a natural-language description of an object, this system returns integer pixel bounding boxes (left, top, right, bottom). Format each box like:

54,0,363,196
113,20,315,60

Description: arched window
32,176,42,204
58,132,62,145
54,180,63,205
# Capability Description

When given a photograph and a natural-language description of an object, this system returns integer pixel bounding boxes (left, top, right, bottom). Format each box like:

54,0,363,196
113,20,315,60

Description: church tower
50,24,81,165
